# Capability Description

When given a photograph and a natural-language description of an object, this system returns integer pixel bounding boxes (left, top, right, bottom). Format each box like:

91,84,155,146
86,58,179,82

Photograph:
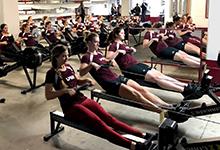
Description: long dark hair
106,27,123,44
51,44,67,69
0,23,7,33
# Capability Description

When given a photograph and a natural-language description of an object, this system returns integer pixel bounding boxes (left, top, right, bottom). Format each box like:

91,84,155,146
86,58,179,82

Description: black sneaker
182,83,196,97
183,86,204,100
182,82,204,100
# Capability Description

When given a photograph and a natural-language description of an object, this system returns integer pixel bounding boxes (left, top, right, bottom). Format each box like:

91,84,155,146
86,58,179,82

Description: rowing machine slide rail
179,136,220,149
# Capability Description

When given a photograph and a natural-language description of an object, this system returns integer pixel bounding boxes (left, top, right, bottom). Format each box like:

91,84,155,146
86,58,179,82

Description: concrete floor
1,40,220,150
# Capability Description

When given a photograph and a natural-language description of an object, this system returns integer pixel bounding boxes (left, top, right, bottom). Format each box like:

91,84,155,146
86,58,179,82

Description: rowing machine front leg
43,112,64,141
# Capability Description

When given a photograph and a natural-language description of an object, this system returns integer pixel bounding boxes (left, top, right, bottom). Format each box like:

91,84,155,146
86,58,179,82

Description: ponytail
106,27,123,44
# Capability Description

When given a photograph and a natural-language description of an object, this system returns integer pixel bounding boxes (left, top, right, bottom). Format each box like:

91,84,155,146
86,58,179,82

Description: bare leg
145,69,186,92
174,51,200,68
184,42,206,59
119,83,162,113
186,51,201,63
125,79,170,108
184,42,200,55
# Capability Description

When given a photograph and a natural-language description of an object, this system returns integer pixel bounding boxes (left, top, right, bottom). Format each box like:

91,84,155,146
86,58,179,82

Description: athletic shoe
183,86,204,100
182,83,196,97
182,83,204,100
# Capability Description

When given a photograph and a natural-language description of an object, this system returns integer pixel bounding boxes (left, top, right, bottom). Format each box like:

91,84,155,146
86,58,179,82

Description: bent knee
120,85,142,98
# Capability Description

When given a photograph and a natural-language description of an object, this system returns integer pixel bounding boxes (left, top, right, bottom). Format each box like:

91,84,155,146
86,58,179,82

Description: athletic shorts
175,41,186,50
102,75,129,96
159,47,179,60
181,33,191,40
123,63,152,80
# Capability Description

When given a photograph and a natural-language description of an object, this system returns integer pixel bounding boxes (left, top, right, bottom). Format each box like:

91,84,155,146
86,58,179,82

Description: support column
0,0,20,37
164,0,172,23
205,0,220,86
121,0,130,16
207,0,220,60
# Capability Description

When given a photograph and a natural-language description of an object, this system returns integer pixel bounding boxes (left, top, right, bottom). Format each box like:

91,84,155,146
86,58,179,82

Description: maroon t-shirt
177,23,195,31
108,42,138,70
81,51,118,84
73,22,85,36
44,29,59,44
18,32,38,46
0,33,8,50
144,31,168,56
0,33,16,50
45,64,86,113
176,23,192,37
74,22,85,31
88,23,98,32
162,29,183,47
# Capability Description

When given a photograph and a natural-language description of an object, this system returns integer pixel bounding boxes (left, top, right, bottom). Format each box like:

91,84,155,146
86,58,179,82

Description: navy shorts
159,47,179,60
102,75,129,96
123,63,151,80
175,41,186,50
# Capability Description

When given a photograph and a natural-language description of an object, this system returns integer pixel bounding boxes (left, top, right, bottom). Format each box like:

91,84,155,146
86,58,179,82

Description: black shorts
175,41,186,50
181,33,191,40
102,75,129,96
159,47,179,60
123,63,151,80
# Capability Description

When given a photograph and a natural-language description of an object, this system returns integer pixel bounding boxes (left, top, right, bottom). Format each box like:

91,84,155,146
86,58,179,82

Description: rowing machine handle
100,64,111,68
75,82,92,92
100,61,113,68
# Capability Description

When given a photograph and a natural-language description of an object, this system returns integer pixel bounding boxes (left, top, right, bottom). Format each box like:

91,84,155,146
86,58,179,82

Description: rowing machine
44,109,220,150
43,83,220,150
121,69,218,101
43,109,177,150
0,46,47,94
90,71,220,123
159,70,220,122
91,89,190,123
53,21,87,57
